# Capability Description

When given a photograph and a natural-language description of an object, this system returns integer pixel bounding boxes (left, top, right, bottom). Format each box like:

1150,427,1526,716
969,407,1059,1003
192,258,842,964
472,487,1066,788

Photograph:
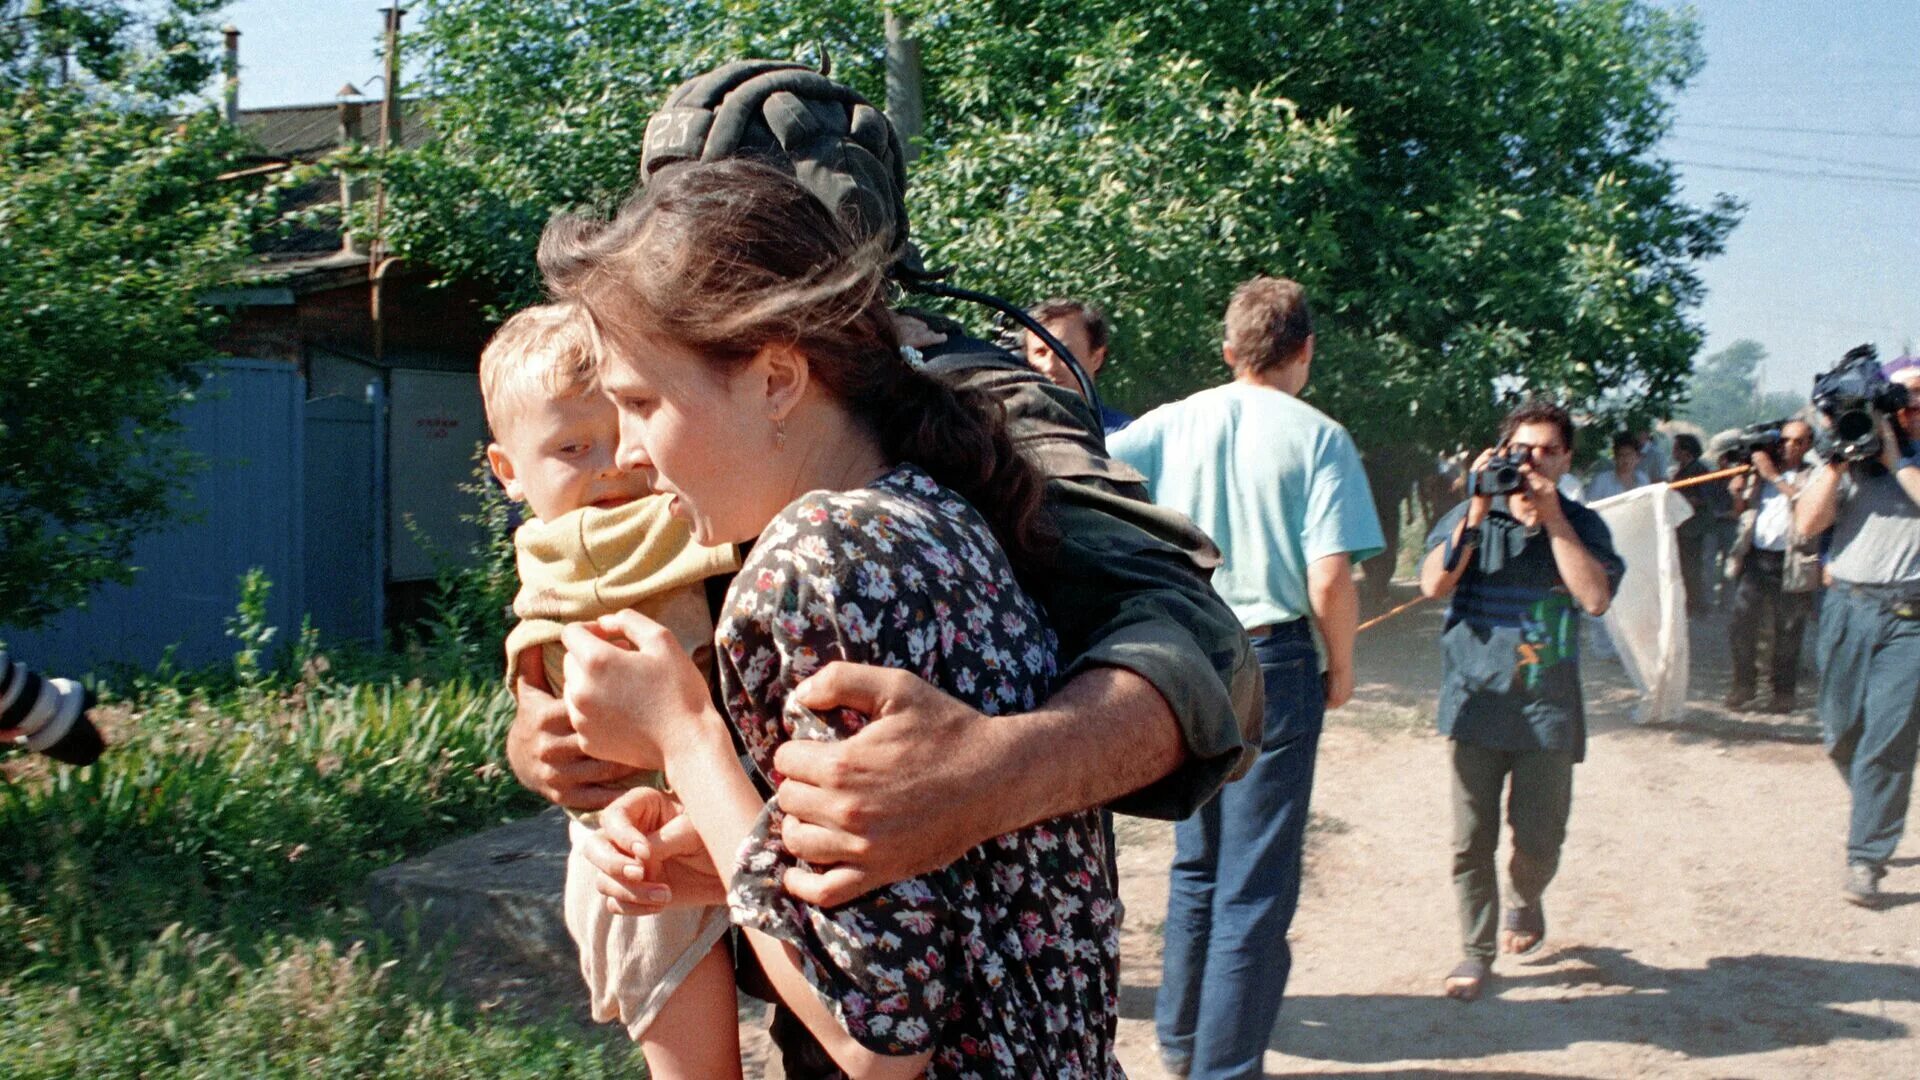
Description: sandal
1501,905,1546,956
1444,958,1489,1002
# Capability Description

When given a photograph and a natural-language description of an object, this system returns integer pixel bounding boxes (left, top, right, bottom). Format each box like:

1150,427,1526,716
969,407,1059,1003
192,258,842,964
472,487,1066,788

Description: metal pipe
222,25,240,123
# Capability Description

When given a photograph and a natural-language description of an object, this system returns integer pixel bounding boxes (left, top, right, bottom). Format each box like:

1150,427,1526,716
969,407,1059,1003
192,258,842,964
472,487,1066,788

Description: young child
479,303,742,1076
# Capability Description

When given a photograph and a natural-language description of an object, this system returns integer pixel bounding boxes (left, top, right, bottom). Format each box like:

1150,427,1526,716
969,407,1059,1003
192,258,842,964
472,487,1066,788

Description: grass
0,661,641,1076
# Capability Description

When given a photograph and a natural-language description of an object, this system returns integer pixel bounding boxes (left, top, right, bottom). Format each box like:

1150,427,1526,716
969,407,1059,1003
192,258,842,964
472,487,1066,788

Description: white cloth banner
1586,484,1693,724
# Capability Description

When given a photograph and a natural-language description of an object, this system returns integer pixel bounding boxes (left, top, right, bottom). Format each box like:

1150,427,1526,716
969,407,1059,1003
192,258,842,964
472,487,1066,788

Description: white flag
1586,484,1694,724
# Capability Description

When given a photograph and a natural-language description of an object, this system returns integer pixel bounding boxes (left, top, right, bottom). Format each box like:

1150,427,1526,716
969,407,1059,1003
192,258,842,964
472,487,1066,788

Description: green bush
0,927,632,1077
0,675,539,977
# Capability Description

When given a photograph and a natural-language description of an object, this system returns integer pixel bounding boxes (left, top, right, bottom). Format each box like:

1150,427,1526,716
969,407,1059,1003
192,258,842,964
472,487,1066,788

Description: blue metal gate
1,360,305,673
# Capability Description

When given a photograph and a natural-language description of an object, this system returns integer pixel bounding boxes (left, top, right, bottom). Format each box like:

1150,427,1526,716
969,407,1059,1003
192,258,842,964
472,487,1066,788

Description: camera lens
1834,408,1876,446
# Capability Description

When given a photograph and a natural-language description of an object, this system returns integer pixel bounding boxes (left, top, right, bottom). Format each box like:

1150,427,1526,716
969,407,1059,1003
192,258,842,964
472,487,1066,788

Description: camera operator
1724,420,1818,713
1793,361,1920,906
1420,401,1623,1001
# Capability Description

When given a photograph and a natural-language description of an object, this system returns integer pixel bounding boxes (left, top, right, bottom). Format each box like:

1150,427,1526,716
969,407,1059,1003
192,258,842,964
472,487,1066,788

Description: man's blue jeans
1818,583,1920,866
1156,624,1324,1079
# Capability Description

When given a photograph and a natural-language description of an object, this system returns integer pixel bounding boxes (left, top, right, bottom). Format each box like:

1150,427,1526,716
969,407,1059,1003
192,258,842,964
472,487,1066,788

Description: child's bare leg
639,943,742,1080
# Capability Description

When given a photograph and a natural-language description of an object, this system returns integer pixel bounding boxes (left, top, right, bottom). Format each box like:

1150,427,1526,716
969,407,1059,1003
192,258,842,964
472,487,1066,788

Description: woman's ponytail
863,364,1058,580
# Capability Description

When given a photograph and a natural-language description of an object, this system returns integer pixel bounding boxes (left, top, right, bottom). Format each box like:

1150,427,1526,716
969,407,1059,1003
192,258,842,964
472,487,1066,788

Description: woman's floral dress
719,464,1123,1078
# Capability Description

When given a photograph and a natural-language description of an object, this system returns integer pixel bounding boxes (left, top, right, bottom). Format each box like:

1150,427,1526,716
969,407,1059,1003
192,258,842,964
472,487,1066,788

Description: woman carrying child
548,158,1123,1077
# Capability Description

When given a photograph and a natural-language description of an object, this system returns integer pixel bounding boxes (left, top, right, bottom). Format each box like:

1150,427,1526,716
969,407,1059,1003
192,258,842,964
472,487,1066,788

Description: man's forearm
1893,462,1920,510
1307,556,1358,675
1545,519,1612,615
987,665,1184,835
1420,510,1482,599
1795,465,1844,536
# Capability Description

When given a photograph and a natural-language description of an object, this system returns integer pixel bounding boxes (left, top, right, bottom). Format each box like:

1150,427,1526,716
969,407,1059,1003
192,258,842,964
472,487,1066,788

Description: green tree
0,2,263,627
392,0,1737,451
1679,339,1802,439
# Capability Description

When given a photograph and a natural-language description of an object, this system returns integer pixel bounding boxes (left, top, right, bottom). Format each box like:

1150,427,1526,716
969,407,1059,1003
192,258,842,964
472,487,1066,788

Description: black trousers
1729,549,1813,698
1676,528,1707,613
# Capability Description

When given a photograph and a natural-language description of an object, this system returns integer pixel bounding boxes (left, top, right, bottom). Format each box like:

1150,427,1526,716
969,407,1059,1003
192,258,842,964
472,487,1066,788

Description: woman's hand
560,610,722,770
585,787,726,914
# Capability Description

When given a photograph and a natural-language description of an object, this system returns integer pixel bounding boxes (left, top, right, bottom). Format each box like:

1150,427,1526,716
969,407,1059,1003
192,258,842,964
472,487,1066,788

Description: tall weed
0,677,537,978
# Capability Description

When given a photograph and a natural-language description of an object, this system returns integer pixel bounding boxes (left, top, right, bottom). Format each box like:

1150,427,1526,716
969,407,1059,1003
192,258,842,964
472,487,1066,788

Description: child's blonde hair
479,302,598,437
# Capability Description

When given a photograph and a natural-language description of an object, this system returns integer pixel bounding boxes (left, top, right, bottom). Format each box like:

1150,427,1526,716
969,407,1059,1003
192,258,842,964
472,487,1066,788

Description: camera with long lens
1,650,105,766
1728,420,1787,463
1467,448,1529,498
1813,344,1911,463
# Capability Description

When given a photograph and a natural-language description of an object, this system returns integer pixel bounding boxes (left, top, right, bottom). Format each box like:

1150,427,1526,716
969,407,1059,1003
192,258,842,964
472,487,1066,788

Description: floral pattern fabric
719,464,1122,1078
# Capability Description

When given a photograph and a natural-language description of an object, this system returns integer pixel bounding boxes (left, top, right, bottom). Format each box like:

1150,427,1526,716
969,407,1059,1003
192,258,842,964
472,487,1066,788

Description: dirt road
737,591,1918,1078
1109,596,1920,1079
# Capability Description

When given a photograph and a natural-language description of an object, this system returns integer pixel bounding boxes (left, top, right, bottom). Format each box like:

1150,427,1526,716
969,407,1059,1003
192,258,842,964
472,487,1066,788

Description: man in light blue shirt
1111,277,1383,1079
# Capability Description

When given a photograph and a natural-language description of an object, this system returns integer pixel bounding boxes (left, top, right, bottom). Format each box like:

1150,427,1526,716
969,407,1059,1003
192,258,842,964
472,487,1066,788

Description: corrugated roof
229,100,437,258
235,100,435,162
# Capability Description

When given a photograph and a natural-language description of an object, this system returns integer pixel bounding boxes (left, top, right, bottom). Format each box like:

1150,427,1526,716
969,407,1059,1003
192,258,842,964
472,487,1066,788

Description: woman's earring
773,418,787,451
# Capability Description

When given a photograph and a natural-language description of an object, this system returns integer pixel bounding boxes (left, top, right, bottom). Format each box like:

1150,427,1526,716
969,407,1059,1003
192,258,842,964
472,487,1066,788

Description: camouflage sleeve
947,362,1260,818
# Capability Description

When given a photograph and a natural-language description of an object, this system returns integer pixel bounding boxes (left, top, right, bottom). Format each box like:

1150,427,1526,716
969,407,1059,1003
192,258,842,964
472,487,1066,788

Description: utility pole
883,8,924,163
371,7,407,364
379,7,405,152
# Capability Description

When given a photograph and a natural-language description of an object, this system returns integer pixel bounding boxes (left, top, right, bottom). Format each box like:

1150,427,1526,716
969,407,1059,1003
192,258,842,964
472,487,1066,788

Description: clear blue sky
1662,0,1920,393
224,1,1919,394
218,1,412,109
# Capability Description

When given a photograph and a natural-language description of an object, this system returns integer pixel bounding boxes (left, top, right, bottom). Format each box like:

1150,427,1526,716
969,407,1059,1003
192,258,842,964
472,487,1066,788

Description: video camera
1813,344,1910,462
1,650,105,766
1466,448,1529,498
1727,420,1788,463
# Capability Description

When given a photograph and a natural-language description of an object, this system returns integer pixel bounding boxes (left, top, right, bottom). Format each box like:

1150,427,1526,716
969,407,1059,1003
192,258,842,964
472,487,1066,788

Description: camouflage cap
641,60,923,277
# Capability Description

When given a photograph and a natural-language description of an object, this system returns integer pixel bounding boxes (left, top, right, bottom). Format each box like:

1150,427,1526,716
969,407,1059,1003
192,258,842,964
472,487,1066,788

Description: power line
1675,120,1920,142
1672,158,1920,192
1667,134,1920,181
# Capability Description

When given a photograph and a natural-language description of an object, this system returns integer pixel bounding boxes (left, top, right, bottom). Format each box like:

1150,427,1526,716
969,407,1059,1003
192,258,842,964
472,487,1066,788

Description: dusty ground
1103,591,1920,1079
739,588,1920,1078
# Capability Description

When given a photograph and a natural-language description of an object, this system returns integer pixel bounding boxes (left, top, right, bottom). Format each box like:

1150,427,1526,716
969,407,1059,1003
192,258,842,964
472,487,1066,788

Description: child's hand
560,610,717,769
586,787,723,914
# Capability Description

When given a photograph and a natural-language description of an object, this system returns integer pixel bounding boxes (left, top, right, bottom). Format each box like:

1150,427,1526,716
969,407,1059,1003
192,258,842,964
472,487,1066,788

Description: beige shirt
504,494,740,686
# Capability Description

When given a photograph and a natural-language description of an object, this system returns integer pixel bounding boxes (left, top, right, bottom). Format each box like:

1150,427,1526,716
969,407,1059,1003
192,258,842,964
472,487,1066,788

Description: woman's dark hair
539,158,1056,574
1672,433,1703,458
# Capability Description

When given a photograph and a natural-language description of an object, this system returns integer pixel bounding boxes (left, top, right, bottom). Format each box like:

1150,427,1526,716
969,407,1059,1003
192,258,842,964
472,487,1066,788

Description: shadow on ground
1122,948,1920,1065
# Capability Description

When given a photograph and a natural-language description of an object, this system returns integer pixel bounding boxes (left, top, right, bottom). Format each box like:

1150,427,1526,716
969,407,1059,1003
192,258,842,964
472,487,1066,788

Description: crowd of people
445,59,1920,1080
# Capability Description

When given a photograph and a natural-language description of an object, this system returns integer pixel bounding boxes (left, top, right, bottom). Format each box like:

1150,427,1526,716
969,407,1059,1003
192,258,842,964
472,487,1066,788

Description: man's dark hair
1028,298,1109,352
1224,277,1312,375
1673,433,1703,458
1610,431,1640,453
1498,400,1575,453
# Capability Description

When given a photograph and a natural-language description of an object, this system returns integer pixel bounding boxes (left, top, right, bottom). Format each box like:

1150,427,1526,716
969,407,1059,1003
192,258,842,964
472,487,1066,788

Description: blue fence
3,360,310,674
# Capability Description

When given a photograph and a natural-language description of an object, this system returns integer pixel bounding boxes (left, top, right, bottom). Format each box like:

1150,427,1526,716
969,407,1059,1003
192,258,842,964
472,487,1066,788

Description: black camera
1,650,105,766
1467,448,1529,498
1727,420,1787,462
1813,344,1910,462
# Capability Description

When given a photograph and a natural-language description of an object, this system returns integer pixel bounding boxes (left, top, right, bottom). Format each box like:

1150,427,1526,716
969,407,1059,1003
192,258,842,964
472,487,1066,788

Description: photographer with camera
1419,401,1623,1002
1793,351,1920,906
1723,419,1818,713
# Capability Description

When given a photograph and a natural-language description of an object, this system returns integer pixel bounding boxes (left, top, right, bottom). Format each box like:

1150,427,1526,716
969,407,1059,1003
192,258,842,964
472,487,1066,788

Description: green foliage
407,445,521,679
392,0,1737,454
1679,338,1806,438
0,675,535,975
0,927,632,1077
0,58,273,627
0,555,627,1074
0,0,230,98
225,566,278,687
